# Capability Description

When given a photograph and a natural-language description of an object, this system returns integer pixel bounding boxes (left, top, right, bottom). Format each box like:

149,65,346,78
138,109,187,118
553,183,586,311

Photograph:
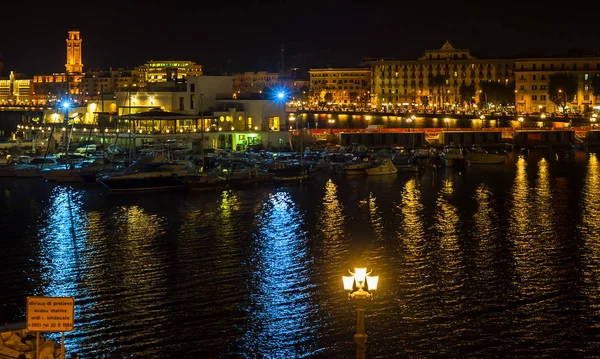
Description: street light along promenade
343,268,379,359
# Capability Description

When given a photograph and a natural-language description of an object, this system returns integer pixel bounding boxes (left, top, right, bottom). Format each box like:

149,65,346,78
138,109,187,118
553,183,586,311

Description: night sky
2,1,600,77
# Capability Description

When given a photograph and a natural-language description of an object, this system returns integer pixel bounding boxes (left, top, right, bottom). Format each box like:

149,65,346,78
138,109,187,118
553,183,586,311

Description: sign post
26,297,75,359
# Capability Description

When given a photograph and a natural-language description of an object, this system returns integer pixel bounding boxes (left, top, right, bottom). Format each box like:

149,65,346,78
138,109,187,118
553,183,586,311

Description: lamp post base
353,333,367,359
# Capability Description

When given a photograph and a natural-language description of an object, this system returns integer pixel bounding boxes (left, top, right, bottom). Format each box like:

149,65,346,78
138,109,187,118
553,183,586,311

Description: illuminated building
233,72,280,94
135,61,203,88
308,68,371,105
514,58,600,114
369,41,514,110
80,69,136,100
65,30,83,95
0,71,33,105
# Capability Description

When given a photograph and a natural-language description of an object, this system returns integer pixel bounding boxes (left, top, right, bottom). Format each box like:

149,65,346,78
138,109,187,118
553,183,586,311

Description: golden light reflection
316,179,347,264
435,176,463,286
368,192,384,240
397,179,426,257
318,179,345,241
472,184,498,273
509,156,534,292
581,153,600,303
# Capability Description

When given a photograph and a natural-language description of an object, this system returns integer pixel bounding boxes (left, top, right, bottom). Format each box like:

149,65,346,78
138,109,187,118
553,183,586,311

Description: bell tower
65,30,83,73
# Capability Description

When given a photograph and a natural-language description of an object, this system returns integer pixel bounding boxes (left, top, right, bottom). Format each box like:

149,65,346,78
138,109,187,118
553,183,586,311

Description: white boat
12,156,62,178
365,158,398,175
439,146,467,168
463,146,507,164
395,164,420,172
98,160,199,193
343,157,371,175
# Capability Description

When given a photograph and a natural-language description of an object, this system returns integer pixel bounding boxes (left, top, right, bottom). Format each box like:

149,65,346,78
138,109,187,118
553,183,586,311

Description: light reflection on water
4,149,600,357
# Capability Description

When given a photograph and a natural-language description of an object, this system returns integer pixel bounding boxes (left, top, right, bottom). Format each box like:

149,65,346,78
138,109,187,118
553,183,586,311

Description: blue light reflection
240,191,322,357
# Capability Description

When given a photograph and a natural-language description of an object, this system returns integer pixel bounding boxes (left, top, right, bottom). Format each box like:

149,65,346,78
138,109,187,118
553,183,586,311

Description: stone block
38,341,55,359
0,344,21,358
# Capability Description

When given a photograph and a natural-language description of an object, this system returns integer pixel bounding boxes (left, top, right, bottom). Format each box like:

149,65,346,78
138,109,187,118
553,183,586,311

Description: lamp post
328,118,335,133
444,117,450,130
343,268,379,359
518,116,524,130
289,114,297,130
61,101,71,154
479,114,485,129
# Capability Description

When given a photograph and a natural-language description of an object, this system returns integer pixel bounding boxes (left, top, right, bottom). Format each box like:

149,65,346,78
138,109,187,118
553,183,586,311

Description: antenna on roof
281,41,285,75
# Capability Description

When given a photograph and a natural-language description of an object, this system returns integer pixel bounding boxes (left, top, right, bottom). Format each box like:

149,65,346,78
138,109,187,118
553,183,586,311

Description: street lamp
444,117,450,130
479,114,485,129
518,116,524,130
407,114,416,132
328,118,335,132
289,114,297,130
343,268,379,359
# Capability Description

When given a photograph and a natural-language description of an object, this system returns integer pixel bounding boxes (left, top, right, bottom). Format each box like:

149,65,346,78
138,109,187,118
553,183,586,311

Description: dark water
2,148,600,358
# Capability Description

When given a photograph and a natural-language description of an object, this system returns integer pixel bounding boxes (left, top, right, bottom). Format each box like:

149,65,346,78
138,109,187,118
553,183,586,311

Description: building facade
233,72,280,94
0,71,33,105
369,41,514,110
135,61,203,88
308,68,371,105
514,58,600,114
80,69,136,99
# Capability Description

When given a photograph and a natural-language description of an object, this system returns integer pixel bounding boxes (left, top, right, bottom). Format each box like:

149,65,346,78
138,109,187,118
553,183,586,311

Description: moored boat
364,158,398,175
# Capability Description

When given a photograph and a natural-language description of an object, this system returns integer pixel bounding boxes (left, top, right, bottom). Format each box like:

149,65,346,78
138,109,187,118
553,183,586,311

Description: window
179,97,184,110
520,85,525,90
532,85,537,90
532,95,537,100
190,83,195,92
190,94,195,109
584,95,590,101
540,85,547,90
541,95,546,100
533,75,536,80
585,74,589,80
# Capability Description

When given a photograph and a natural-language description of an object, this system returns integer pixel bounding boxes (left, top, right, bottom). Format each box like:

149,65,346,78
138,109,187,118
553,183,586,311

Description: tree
479,81,515,109
323,92,333,103
427,73,447,109
459,84,476,108
348,92,359,104
548,72,579,111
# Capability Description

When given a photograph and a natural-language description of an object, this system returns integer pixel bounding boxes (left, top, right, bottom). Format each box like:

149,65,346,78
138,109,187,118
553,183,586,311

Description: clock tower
65,30,83,74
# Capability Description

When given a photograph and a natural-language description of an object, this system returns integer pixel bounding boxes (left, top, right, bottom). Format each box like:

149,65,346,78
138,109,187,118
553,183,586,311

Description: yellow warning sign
26,296,75,332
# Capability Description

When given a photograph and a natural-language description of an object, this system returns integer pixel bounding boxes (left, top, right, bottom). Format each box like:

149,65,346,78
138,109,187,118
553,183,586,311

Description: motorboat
343,156,371,175
12,156,62,178
226,166,274,187
364,158,398,175
98,160,199,193
463,146,507,164
439,146,467,168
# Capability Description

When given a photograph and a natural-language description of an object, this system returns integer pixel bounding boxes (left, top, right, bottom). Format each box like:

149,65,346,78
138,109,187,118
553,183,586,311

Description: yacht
98,160,199,193
364,158,398,175
463,146,507,164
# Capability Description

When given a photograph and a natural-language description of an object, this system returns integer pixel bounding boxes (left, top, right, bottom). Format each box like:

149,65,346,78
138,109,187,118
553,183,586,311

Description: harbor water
2,148,600,358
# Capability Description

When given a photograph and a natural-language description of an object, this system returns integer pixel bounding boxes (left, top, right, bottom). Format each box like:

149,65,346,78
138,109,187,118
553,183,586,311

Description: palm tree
427,73,447,111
